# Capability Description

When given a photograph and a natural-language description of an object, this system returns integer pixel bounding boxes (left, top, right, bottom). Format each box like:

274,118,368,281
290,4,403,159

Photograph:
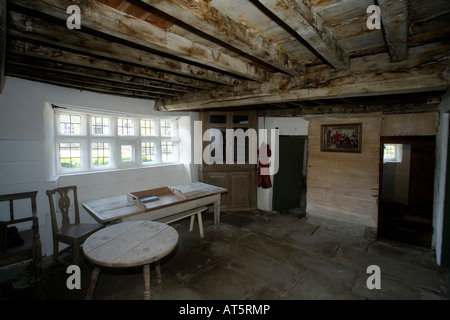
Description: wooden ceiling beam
377,0,409,62
156,42,450,110
7,10,239,86
257,0,349,70
6,56,179,97
5,70,162,100
7,39,216,91
10,0,268,82
140,0,305,76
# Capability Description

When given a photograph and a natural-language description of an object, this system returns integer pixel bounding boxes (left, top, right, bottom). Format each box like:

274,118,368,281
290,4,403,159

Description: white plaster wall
0,76,197,256
257,117,309,211
434,90,450,264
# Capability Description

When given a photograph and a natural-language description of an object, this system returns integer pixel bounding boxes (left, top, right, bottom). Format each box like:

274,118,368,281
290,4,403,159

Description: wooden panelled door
378,136,436,247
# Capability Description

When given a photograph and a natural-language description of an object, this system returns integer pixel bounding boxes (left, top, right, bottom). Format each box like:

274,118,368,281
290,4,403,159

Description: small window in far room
383,144,403,163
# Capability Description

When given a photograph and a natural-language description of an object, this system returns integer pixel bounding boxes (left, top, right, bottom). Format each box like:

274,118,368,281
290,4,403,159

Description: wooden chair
0,191,42,281
46,186,104,266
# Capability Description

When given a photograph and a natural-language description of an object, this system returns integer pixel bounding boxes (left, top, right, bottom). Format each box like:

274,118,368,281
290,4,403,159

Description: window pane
92,117,110,135
142,142,155,163
118,118,134,135
141,120,154,136
92,142,110,166
59,142,81,168
59,115,81,135
210,115,226,124
384,144,396,159
160,120,172,136
161,141,173,162
233,115,249,124
121,145,133,162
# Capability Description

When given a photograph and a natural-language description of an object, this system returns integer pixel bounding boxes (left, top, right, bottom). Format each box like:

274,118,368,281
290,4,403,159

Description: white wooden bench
155,206,208,238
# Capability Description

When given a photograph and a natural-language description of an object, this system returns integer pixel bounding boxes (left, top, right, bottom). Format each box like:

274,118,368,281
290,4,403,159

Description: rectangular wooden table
82,182,227,229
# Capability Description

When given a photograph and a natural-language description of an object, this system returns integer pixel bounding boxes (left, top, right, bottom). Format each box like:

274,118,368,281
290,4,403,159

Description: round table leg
143,264,151,300
86,266,100,300
155,261,162,283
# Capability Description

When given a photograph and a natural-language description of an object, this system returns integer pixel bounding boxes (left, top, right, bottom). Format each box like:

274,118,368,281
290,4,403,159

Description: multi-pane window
161,141,173,162
92,143,110,166
60,115,81,135
160,120,172,136
92,117,110,135
141,120,154,136
55,110,178,174
142,142,155,163
59,142,81,168
118,118,134,136
383,144,402,163
121,145,133,162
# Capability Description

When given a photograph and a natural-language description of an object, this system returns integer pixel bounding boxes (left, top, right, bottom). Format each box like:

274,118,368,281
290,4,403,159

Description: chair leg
73,241,80,266
52,240,59,265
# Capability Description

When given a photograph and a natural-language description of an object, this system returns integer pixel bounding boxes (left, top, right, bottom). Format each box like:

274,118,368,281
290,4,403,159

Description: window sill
55,162,183,178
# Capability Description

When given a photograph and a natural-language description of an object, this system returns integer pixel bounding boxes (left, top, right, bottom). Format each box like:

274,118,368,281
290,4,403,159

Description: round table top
83,220,179,268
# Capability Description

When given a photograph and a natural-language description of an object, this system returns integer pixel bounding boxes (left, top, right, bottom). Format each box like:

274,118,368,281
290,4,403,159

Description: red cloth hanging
257,143,272,189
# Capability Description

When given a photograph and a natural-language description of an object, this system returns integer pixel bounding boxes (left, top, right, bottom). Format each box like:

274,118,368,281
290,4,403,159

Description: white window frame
54,107,180,175
383,144,403,163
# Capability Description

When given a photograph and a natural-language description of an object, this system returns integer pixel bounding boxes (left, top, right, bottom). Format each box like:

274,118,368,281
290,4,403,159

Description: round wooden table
83,220,178,300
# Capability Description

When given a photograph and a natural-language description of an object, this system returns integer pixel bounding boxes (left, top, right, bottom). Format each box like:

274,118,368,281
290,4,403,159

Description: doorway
378,136,436,247
272,136,307,213
441,118,450,268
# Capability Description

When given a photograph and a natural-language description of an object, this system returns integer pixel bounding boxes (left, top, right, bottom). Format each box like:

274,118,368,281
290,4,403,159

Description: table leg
86,266,100,300
214,197,221,230
155,261,162,283
197,212,204,238
143,264,151,300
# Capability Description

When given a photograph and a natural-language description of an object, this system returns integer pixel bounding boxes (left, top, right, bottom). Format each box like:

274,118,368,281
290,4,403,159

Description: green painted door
272,136,306,211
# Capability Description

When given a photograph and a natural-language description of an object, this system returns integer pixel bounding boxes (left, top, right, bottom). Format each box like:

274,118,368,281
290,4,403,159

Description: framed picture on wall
321,123,362,153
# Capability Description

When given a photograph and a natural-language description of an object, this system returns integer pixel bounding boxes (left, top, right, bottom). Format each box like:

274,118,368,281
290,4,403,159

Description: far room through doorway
378,136,436,247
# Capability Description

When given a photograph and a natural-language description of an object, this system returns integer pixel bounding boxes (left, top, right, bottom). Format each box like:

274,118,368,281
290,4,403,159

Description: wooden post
0,0,5,92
